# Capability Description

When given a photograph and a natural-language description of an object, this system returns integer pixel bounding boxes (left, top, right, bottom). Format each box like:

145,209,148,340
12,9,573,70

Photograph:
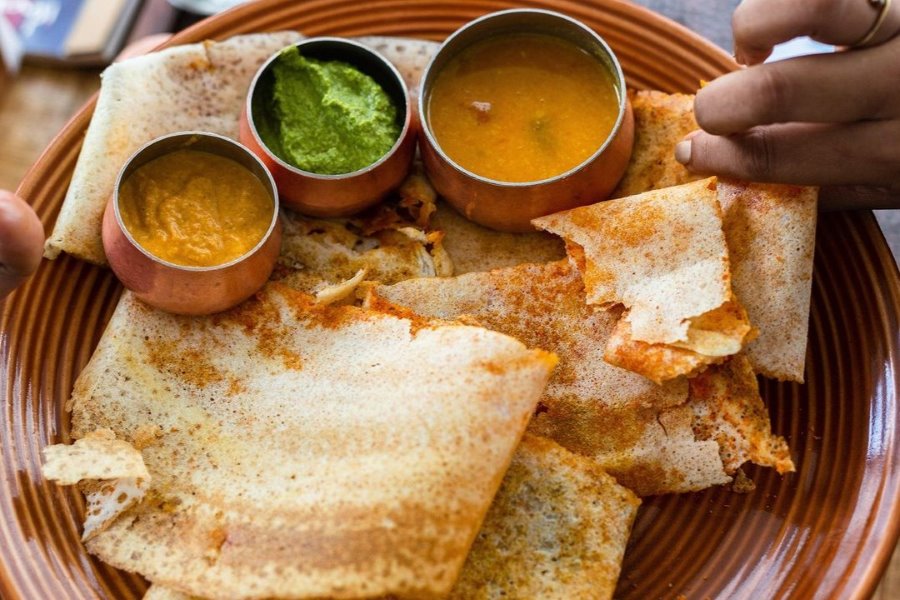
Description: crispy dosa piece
534,178,754,381
450,434,640,600
605,89,818,381
611,90,703,198
533,178,728,344
42,428,149,484
368,260,755,496
42,429,152,541
431,202,565,275
66,283,554,599
718,180,818,382
605,298,757,384
45,32,304,265
690,355,794,474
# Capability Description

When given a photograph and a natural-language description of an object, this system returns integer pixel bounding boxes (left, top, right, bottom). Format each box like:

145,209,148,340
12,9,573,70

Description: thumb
0,191,44,298
675,122,900,187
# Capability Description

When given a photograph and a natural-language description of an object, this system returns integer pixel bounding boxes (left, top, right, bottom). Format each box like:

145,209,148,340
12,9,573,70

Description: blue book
3,0,142,66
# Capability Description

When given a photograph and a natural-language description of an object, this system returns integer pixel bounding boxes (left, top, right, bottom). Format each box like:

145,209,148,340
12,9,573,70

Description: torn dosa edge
533,178,754,383
605,89,818,383
42,428,151,541
368,260,790,496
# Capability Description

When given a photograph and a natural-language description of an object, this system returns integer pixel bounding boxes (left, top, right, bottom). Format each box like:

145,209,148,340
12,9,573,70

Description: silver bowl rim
244,36,413,180
112,130,281,273
418,8,630,188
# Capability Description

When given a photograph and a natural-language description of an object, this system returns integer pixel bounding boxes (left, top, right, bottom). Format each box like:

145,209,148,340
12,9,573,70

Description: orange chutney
428,33,621,183
118,150,274,267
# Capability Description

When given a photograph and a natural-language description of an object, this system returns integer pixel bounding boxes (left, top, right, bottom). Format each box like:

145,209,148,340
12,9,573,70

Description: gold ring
853,0,893,47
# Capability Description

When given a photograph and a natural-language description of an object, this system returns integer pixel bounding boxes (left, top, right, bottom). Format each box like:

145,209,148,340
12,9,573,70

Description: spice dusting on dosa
370,260,787,495
450,435,639,599
533,178,754,381
64,283,555,599
608,89,818,382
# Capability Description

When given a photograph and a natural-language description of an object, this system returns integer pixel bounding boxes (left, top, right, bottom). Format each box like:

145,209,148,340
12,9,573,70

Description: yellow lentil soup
118,149,274,267
427,33,620,183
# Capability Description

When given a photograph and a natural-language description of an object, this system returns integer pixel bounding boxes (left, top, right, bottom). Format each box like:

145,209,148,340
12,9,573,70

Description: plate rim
6,0,900,597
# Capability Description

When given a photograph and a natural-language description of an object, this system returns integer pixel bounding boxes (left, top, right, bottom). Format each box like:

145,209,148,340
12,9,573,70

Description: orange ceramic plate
2,1,899,598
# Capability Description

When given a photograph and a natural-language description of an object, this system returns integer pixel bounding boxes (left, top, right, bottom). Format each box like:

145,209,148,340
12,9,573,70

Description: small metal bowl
418,9,635,232
239,37,417,217
101,131,282,316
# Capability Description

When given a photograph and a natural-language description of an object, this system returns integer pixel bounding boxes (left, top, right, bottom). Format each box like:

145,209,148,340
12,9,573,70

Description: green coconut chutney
260,47,401,175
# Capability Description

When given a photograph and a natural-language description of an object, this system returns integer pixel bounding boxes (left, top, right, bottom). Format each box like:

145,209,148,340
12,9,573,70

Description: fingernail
675,140,692,165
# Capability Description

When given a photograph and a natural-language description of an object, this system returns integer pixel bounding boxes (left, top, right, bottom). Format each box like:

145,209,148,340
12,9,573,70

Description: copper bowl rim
111,130,281,273
418,7,630,188
243,36,413,180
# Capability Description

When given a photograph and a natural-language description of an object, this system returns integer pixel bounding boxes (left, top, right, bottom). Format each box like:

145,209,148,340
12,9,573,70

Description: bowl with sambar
419,9,634,232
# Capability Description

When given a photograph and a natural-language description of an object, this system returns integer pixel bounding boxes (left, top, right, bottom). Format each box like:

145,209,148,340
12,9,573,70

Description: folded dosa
607,89,818,382
369,261,786,495
140,436,641,600
66,283,555,599
611,90,703,198
45,32,303,265
533,179,754,381
46,34,440,267
718,180,818,381
450,434,640,599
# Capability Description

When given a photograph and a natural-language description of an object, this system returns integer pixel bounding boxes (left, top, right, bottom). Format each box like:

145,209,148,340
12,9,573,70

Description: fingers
819,185,900,210
675,121,900,186
0,191,44,299
733,0,900,65
695,40,897,135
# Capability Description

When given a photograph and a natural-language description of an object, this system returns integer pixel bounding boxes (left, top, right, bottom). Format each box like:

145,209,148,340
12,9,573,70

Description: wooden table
0,1,897,597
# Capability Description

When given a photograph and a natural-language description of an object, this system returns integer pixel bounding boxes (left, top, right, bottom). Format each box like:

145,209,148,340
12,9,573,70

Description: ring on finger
852,0,893,47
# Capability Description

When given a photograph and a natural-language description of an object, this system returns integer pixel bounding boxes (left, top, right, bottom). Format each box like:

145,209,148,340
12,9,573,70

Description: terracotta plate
2,0,900,598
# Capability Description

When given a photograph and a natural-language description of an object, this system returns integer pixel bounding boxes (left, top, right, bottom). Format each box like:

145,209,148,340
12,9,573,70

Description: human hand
675,0,900,209
0,191,44,300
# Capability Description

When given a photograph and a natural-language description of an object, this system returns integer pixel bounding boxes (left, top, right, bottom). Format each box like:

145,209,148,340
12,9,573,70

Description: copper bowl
101,131,282,316
239,37,417,217
418,8,635,232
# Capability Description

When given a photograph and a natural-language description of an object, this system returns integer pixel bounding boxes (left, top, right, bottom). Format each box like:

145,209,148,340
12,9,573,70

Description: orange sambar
427,33,620,183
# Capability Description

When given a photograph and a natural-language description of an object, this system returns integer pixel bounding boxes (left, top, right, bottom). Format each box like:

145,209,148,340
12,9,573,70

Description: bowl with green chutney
240,37,417,217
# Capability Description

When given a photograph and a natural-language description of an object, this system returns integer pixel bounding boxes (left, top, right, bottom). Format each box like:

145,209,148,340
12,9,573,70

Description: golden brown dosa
533,178,754,381
606,89,818,382
718,180,818,382
65,283,555,599
611,90,703,198
450,434,640,599
368,260,788,495
45,32,304,266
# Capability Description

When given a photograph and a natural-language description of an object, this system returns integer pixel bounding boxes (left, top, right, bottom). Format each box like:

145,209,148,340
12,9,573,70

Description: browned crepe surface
611,90,703,198
450,434,640,600
369,260,790,496
69,284,555,599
